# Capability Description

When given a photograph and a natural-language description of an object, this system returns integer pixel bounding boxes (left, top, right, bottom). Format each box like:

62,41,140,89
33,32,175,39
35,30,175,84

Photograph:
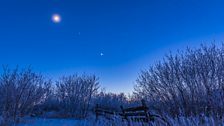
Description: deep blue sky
1,0,224,93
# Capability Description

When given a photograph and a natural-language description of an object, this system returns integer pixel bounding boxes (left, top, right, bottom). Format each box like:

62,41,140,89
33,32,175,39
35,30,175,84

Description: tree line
0,66,129,125
1,44,224,125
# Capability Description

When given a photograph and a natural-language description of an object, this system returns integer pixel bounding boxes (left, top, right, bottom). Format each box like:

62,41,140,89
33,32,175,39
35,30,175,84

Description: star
52,14,61,23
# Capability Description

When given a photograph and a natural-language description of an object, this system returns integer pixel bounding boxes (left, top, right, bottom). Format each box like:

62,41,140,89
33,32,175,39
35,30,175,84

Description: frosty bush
134,44,224,116
93,92,129,111
0,66,51,123
56,74,99,118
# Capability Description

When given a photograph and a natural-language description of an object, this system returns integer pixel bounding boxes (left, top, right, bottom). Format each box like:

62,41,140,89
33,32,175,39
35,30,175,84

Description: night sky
1,0,224,93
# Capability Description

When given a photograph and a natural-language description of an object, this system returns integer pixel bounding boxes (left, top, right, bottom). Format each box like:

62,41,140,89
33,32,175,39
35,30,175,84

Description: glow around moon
52,14,61,23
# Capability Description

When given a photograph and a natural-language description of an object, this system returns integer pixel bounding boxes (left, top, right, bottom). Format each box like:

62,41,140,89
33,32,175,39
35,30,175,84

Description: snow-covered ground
17,118,85,126
2,115,224,126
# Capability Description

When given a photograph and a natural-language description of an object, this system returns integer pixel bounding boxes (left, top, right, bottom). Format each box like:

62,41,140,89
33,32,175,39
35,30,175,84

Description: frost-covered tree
56,74,99,118
94,91,129,111
0,66,51,123
134,44,224,116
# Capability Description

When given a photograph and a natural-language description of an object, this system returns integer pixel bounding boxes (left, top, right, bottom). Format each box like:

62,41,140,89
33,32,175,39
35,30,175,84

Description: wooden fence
95,99,170,126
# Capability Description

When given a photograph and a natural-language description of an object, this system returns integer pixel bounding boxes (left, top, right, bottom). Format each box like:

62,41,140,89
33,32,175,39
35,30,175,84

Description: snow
2,115,224,126
17,118,83,126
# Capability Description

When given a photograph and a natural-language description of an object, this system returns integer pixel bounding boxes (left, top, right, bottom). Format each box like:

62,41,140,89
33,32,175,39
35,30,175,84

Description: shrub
134,44,224,116
0,66,51,123
56,74,99,118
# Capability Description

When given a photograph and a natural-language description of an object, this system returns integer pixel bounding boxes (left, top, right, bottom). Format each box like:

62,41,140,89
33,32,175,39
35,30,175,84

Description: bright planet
52,14,61,23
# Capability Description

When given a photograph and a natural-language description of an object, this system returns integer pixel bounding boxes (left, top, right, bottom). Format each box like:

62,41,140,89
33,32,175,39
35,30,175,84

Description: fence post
95,104,99,122
120,105,130,126
141,99,150,122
